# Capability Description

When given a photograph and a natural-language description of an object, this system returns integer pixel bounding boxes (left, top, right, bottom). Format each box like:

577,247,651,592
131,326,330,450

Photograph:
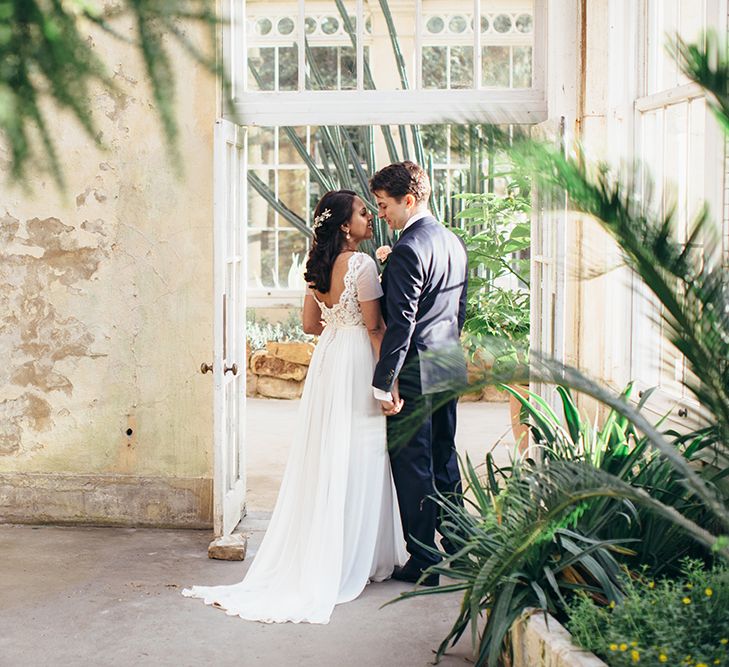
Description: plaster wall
0,20,217,526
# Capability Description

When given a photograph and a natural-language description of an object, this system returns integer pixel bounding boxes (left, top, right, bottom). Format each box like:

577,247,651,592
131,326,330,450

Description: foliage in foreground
395,31,729,666
1,0,218,187
391,385,723,666
567,559,729,667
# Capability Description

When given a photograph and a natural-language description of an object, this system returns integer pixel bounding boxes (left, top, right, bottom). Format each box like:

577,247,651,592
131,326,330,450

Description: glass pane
278,232,309,288
248,169,275,229
492,13,513,34
368,3,415,91
663,102,688,235
480,2,535,90
247,229,276,288
279,126,307,166
309,173,324,218
482,46,510,87
279,46,298,91
515,13,533,33
308,46,338,90
248,47,275,91
449,124,470,164
512,46,532,88
423,46,447,89
277,169,308,227
450,46,473,89
363,46,374,91
340,46,356,90
248,126,275,165
420,124,448,163
305,0,357,91
686,97,706,225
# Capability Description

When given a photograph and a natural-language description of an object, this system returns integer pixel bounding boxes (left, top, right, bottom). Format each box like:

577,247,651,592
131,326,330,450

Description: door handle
200,362,213,374
224,363,239,376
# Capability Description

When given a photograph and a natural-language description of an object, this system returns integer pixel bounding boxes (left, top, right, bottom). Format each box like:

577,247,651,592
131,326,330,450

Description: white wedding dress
183,252,407,624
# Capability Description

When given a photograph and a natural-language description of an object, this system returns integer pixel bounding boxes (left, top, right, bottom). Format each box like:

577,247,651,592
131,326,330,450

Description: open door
212,119,247,537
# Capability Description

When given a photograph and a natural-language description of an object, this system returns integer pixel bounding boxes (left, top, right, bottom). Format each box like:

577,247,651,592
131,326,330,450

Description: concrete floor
1,400,513,667
246,397,515,510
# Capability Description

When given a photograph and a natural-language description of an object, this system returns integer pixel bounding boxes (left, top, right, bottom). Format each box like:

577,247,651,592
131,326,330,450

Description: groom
370,161,468,586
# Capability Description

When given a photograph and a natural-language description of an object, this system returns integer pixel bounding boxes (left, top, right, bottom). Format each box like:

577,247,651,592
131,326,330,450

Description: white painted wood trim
229,89,547,125
635,82,705,112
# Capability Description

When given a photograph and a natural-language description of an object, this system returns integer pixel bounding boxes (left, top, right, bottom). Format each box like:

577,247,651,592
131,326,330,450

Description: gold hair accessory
312,208,332,230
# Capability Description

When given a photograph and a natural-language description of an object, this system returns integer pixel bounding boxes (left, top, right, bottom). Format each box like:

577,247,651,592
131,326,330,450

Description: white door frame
212,119,247,537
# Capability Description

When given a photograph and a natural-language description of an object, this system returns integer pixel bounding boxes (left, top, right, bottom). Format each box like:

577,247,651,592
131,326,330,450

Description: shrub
567,559,729,667
246,312,313,351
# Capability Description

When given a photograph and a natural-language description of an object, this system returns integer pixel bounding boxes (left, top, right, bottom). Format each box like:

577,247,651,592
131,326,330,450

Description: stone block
266,341,315,366
459,390,483,402
482,385,509,403
208,533,248,561
246,370,257,398
250,350,308,382
256,375,304,400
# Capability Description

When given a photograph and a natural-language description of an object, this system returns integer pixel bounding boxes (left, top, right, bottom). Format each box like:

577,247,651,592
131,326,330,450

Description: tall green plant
453,186,531,371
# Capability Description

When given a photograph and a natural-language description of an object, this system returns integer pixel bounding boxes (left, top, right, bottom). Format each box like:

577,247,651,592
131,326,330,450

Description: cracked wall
0,24,216,526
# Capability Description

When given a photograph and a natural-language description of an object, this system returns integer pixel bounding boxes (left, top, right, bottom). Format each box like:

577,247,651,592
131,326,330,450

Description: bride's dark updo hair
304,189,357,293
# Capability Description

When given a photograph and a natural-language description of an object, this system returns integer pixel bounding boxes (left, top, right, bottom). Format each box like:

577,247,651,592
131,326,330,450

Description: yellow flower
648,581,655,589
620,643,628,652
705,587,713,597
659,655,668,663
631,641,639,647
696,663,707,667
686,583,694,589
631,649,640,663
609,644,619,651
714,660,721,665
721,638,728,645
609,600,616,609
683,596,692,604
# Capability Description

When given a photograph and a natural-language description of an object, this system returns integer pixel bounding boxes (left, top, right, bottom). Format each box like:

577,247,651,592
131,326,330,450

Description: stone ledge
0,472,213,528
511,610,607,667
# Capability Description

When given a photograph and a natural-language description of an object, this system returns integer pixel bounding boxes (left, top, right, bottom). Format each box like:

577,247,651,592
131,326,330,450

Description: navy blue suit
373,215,468,568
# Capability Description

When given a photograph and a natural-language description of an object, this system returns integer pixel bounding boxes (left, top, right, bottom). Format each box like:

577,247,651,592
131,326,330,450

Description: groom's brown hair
369,161,431,203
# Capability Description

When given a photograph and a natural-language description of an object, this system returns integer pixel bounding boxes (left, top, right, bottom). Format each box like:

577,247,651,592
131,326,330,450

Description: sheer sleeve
355,254,384,302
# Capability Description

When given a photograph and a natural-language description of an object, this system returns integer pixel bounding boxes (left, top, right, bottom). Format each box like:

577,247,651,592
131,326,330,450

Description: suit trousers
387,358,464,568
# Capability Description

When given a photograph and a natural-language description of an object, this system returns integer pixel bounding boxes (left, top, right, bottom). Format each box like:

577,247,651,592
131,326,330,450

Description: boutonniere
375,245,392,265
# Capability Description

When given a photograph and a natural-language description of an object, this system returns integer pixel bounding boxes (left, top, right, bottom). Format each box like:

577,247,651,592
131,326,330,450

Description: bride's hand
381,386,404,416
381,399,403,416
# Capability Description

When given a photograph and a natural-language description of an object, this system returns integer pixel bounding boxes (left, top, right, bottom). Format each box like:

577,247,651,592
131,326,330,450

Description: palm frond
517,140,729,453
2,0,220,188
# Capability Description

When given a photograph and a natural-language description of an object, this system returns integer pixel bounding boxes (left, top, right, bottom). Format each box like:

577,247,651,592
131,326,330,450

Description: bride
183,190,407,624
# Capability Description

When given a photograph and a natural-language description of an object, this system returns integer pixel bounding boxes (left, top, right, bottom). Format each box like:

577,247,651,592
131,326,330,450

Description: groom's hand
381,398,403,416
381,382,404,416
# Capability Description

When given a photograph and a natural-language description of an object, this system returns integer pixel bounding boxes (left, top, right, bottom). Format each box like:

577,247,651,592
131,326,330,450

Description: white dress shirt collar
402,210,430,232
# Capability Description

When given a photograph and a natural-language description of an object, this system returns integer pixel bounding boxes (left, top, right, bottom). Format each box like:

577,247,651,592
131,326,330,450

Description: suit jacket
373,215,468,395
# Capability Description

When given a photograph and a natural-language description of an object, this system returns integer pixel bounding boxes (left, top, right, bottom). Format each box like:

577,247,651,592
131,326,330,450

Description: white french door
212,119,247,536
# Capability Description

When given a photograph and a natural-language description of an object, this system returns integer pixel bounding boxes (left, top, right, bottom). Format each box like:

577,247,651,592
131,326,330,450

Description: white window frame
628,0,726,426
223,0,547,126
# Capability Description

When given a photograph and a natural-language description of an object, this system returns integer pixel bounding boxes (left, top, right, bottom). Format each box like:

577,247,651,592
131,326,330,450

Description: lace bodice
313,253,382,329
